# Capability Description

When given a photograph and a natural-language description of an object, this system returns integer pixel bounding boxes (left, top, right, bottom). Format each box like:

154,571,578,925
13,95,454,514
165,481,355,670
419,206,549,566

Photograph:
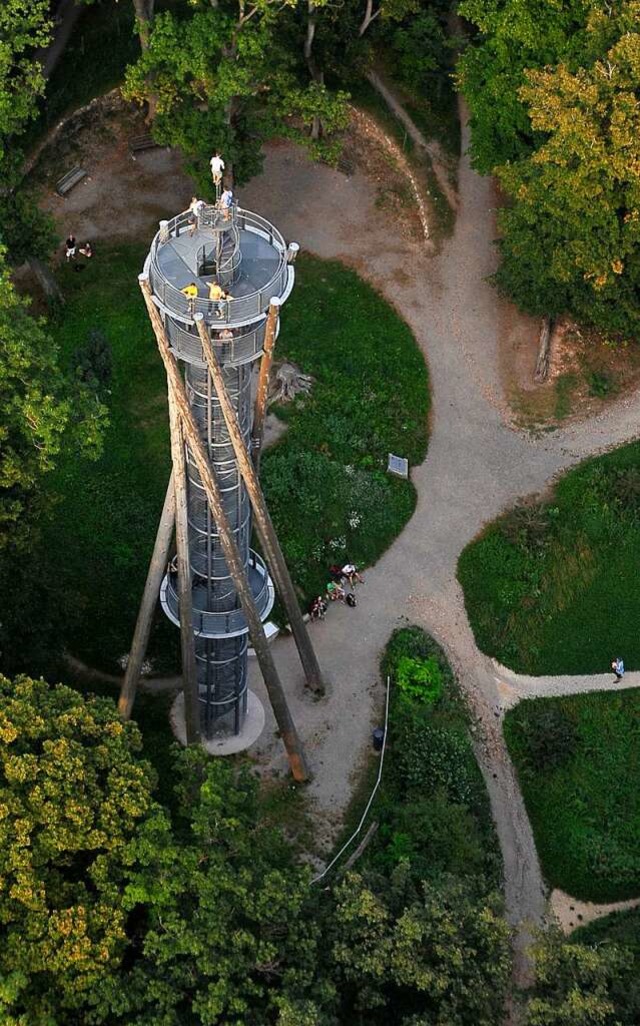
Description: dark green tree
101,749,336,1025
330,866,511,1025
122,0,349,189
0,247,107,551
0,0,56,262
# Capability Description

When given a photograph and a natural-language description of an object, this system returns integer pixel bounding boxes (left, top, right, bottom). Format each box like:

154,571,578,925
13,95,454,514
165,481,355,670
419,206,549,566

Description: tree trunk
534,316,553,383
132,0,155,50
224,95,237,187
358,0,380,37
27,257,65,306
305,1,323,141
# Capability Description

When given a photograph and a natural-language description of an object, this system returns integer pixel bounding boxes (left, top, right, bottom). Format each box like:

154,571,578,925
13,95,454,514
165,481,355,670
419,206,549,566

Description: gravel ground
240,101,640,989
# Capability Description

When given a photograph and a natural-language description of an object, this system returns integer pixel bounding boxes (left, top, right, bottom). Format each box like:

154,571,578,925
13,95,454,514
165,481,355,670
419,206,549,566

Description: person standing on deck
210,153,225,199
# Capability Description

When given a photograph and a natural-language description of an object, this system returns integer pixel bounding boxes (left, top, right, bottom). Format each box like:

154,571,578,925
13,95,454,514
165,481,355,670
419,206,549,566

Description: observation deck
160,550,275,639
145,204,295,329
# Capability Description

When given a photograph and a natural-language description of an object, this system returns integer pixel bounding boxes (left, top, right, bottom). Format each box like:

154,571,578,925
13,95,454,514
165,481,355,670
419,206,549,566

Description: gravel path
239,98,640,989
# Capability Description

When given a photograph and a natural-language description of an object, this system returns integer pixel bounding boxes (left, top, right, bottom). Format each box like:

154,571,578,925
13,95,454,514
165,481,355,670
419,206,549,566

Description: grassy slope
458,441,640,674
5,248,427,675
505,691,640,901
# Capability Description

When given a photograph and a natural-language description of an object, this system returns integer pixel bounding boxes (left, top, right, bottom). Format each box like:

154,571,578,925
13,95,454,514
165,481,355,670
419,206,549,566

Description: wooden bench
56,166,87,197
129,134,160,159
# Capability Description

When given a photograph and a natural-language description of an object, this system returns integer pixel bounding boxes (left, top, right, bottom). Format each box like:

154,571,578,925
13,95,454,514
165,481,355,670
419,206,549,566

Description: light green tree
525,930,632,1026
495,25,640,337
0,675,157,1026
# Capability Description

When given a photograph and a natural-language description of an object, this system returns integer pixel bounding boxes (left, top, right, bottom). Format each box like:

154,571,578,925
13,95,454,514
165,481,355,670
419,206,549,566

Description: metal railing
149,206,288,324
163,550,271,637
167,319,267,367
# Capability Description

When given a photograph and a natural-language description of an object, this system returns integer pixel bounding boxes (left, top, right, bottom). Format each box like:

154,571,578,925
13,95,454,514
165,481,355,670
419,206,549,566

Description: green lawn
2,247,428,676
505,691,640,901
458,441,640,674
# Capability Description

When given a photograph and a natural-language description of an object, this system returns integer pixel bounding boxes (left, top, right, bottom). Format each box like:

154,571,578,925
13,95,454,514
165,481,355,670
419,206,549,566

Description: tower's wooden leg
250,298,280,474
118,471,176,720
168,383,201,745
195,314,324,695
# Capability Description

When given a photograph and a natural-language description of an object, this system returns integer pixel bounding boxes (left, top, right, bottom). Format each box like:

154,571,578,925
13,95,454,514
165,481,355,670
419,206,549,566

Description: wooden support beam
251,298,280,473
118,471,176,720
195,314,324,695
168,384,201,745
139,277,310,782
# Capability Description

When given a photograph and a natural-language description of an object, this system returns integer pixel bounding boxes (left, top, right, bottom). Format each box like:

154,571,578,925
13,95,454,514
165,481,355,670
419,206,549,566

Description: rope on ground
311,674,391,885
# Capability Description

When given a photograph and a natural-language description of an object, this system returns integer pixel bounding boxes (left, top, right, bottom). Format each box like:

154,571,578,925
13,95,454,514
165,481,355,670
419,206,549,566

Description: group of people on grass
309,563,364,622
65,234,93,265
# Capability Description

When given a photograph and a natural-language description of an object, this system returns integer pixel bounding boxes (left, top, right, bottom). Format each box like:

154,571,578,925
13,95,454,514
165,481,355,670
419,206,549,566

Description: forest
1,0,639,1023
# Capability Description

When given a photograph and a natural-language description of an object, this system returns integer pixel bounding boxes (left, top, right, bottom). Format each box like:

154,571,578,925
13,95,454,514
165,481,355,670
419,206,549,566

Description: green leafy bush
395,654,443,704
510,703,577,773
73,329,113,393
396,720,481,806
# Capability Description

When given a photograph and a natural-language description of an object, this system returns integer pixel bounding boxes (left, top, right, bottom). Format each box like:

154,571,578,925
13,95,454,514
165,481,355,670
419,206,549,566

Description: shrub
395,654,443,704
513,702,578,773
73,328,112,392
395,719,481,806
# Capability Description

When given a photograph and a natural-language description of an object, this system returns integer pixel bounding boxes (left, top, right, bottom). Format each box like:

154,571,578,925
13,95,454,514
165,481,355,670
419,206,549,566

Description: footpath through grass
458,441,640,674
3,248,428,676
505,690,640,902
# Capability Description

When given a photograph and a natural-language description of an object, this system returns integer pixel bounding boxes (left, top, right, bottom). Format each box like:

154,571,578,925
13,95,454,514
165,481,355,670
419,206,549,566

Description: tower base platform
170,689,266,755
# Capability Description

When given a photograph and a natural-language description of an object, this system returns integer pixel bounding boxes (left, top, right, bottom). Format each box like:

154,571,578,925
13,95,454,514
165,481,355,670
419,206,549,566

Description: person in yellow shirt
208,280,230,317
181,281,199,313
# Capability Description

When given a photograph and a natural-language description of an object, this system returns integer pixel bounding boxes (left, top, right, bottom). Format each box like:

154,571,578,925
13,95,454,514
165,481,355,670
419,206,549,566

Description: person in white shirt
220,188,233,220
210,153,224,186
342,563,364,588
188,196,205,234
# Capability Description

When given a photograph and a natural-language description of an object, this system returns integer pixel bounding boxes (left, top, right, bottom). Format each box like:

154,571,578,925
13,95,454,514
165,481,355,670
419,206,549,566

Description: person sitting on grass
78,241,93,258
326,580,345,602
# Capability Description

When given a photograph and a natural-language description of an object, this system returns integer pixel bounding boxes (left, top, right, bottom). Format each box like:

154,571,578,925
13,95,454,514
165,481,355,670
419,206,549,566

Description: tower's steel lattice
144,201,296,736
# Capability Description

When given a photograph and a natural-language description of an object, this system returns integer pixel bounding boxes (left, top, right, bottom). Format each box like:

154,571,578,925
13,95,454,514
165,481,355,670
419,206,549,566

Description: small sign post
387,453,409,479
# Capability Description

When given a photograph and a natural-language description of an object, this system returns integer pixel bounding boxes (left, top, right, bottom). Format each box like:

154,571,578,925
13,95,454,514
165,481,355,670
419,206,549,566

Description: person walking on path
612,657,625,682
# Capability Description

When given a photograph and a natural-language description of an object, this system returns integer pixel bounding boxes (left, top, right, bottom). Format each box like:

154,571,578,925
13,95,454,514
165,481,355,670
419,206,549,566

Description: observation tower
118,181,322,781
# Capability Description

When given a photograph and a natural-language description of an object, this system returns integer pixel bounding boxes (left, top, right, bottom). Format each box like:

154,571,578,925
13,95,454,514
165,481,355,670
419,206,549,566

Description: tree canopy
0,249,107,551
122,0,350,188
0,675,157,1025
459,0,640,338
